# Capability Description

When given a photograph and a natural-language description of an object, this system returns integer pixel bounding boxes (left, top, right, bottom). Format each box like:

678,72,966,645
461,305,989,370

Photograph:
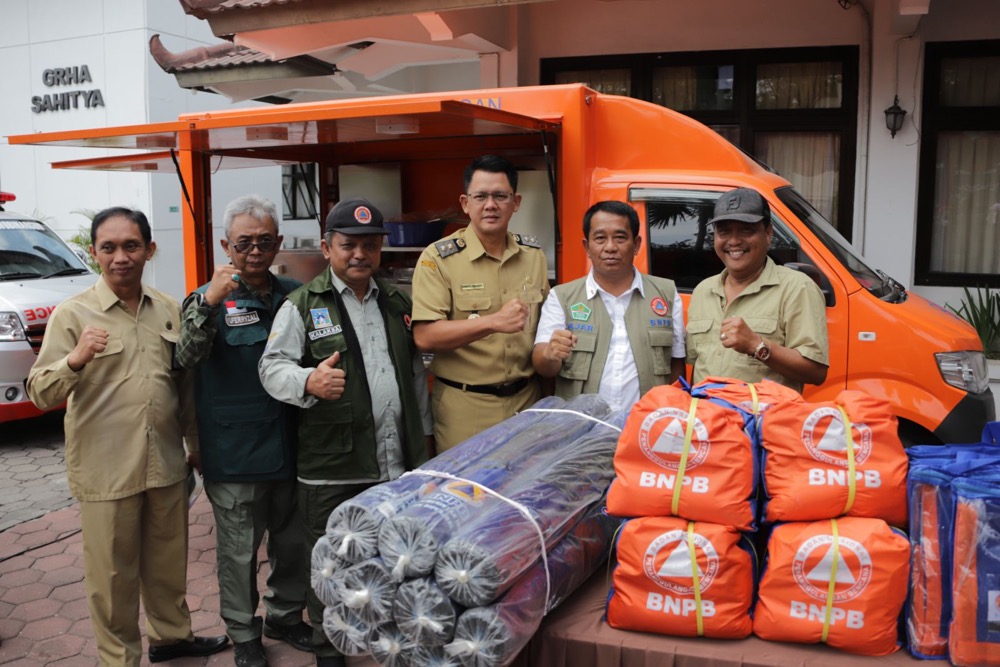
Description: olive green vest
193,276,300,482
285,270,427,482
553,273,677,399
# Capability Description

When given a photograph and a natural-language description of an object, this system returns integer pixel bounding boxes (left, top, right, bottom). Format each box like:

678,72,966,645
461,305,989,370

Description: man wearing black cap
686,187,829,393
259,198,433,666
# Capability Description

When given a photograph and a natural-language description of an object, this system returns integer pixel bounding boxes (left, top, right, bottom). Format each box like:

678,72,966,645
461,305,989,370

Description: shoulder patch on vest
434,237,466,258
513,233,541,249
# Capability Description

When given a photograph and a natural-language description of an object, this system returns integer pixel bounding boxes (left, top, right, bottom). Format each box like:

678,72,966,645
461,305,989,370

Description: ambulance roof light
0,191,15,211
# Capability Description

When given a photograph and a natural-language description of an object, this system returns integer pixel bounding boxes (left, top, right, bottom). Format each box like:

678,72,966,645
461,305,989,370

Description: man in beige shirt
27,207,228,666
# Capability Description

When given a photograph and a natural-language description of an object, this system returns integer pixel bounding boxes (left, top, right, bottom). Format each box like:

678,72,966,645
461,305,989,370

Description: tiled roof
179,0,303,19
150,34,276,73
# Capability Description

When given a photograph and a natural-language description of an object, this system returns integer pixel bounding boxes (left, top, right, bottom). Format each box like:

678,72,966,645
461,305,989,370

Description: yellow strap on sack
837,405,857,514
746,382,760,416
686,522,705,636
671,397,699,516
821,519,841,643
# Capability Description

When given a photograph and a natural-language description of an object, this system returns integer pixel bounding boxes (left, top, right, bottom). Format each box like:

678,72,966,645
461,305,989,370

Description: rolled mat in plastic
322,600,372,657
445,504,621,667
332,557,398,625
392,576,461,646
759,389,908,527
368,621,418,667
325,396,565,563
752,517,909,656
606,516,755,639
411,644,464,667
312,535,350,608
378,394,611,581
435,411,625,607
606,384,756,529
949,477,1000,667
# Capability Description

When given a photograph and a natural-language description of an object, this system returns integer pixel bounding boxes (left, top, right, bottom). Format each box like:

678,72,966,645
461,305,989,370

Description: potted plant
948,286,1000,362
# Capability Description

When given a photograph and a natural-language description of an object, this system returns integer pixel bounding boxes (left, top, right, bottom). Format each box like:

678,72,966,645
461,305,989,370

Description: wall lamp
884,95,907,139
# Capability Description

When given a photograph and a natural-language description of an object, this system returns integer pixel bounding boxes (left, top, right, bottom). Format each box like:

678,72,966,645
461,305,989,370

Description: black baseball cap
324,198,389,235
709,187,771,225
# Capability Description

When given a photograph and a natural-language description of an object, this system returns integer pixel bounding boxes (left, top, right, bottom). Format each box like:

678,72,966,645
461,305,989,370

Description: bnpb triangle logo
642,529,719,595
638,407,711,470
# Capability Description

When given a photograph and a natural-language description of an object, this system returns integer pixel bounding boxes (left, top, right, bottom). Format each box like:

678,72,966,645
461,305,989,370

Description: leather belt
436,375,531,398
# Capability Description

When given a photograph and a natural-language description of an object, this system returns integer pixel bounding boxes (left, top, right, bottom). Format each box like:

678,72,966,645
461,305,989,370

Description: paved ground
0,412,372,666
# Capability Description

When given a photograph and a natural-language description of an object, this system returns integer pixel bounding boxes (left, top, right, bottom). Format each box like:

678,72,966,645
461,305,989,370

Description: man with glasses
412,154,549,451
259,198,433,667
177,195,309,667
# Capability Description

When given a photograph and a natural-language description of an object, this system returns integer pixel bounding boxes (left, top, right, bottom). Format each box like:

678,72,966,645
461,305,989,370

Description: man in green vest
533,200,685,410
259,198,433,667
177,195,308,667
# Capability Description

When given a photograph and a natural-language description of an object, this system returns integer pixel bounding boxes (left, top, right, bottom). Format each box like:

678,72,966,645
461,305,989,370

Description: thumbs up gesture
306,350,346,401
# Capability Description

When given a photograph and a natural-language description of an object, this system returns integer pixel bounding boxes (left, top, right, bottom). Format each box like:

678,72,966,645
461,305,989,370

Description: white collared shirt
535,268,685,411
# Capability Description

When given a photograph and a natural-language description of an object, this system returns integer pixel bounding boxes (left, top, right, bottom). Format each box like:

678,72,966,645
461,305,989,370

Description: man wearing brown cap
686,187,829,393
259,198,433,666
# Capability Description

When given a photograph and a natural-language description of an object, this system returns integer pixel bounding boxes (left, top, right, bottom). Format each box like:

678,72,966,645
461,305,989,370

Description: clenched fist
491,298,530,334
544,329,577,363
203,264,242,306
67,326,110,372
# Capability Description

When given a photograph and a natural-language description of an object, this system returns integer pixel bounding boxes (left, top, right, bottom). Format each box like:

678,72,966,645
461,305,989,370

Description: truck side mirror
784,262,835,307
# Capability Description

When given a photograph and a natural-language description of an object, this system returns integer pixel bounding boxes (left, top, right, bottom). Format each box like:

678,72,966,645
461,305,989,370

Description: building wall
0,0,281,300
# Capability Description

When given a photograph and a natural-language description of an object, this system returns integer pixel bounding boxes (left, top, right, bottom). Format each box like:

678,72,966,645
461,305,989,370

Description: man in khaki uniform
686,187,829,393
411,155,548,451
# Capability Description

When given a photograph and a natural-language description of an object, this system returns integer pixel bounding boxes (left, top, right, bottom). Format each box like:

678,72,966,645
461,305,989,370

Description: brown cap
324,198,389,235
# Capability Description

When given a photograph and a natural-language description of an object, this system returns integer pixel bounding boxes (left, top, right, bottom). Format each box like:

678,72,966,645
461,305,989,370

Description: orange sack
759,389,908,527
753,517,909,656
607,517,754,639
690,376,804,418
606,385,756,530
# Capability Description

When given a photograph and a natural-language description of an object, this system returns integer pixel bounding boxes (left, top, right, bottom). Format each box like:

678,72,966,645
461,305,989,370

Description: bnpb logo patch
638,407,711,470
354,205,373,224
643,529,719,595
802,408,873,466
650,297,669,316
791,534,873,603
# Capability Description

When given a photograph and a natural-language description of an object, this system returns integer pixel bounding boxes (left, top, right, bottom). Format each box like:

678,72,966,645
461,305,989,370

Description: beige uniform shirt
27,279,196,501
411,226,549,385
686,257,829,393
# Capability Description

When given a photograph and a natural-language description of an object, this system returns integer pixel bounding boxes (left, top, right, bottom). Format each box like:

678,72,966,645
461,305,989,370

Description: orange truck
9,84,993,443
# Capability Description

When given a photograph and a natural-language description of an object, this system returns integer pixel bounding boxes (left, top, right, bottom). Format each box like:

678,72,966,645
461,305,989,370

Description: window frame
915,39,1000,287
541,46,858,239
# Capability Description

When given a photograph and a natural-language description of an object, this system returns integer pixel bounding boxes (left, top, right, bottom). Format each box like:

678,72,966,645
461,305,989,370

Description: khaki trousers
431,378,541,451
79,481,192,667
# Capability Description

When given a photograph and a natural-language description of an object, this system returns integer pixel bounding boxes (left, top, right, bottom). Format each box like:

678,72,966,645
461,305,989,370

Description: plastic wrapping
368,621,418,667
446,503,621,667
410,644,465,667
378,394,612,580
333,558,398,625
312,534,350,608
752,517,910,656
759,389,908,527
949,478,1000,667
606,384,757,529
325,396,565,564
321,600,372,657
607,517,755,639
435,411,625,607
392,576,461,646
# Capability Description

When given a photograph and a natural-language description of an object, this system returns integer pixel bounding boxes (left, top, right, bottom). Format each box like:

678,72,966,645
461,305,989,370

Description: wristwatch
751,338,772,362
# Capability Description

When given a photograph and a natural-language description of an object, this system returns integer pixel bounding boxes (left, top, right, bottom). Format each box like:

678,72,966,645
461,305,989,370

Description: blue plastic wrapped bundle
436,410,626,607
332,557,398,625
445,503,621,667
392,577,461,646
321,600,371,657
368,621,417,667
311,535,350,608
378,394,612,580
325,396,565,564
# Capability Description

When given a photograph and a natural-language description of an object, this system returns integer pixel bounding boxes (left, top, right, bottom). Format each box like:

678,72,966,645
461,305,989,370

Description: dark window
541,47,858,239
282,163,318,220
916,40,1000,286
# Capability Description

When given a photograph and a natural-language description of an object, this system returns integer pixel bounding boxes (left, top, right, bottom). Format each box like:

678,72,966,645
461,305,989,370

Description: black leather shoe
148,635,229,663
263,619,313,652
315,656,346,667
234,637,268,667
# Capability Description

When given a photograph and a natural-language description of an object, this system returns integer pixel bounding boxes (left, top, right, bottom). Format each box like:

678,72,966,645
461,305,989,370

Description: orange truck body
9,84,993,442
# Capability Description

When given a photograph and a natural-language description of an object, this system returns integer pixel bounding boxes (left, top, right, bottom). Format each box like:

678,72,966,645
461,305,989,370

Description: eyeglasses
466,191,515,204
229,239,279,254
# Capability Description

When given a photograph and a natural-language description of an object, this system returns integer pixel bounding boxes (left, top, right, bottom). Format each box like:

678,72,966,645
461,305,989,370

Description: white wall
0,0,281,300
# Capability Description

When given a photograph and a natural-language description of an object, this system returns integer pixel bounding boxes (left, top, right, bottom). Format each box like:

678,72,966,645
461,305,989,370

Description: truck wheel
897,419,942,448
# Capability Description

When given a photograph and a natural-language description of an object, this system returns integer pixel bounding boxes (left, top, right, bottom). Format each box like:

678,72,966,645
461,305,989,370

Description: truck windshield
775,187,901,301
0,220,90,281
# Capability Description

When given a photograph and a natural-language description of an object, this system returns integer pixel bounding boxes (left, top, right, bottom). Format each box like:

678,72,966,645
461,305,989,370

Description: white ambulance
0,192,96,423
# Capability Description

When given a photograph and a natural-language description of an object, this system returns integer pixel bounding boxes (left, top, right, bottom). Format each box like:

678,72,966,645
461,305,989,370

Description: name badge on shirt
308,324,343,341
225,311,261,327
